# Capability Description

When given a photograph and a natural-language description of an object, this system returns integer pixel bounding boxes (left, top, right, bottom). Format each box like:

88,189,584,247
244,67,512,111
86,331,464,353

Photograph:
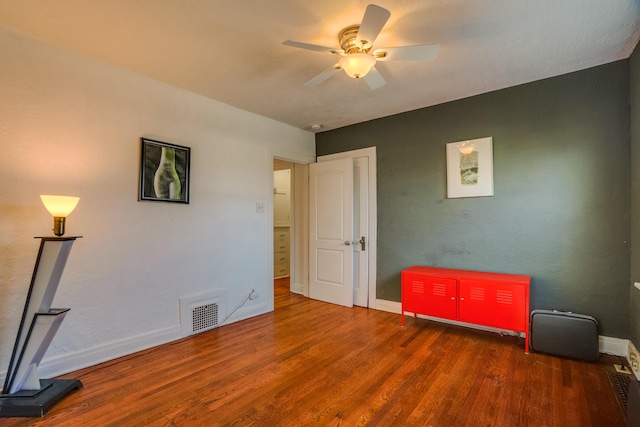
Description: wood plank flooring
1,278,628,426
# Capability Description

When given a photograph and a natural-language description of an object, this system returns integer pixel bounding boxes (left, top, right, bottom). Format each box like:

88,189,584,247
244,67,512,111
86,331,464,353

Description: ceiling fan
283,4,439,90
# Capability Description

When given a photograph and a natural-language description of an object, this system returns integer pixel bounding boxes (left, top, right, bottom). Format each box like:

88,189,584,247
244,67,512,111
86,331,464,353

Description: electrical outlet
615,364,631,374
629,341,640,380
249,289,258,300
256,202,265,213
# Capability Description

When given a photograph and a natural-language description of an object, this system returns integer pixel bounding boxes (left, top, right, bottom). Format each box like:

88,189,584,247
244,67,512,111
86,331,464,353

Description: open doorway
273,159,309,300
268,147,376,311
270,147,376,309
273,160,291,280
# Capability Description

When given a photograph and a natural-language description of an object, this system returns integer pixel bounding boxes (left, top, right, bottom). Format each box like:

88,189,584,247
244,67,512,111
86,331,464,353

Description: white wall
0,25,315,381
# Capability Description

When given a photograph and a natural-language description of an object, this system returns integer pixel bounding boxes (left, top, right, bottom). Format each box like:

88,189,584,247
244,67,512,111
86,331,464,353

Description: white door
309,158,354,307
318,154,371,308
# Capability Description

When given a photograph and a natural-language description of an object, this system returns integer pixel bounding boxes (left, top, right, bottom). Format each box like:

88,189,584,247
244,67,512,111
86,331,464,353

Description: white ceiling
0,0,639,132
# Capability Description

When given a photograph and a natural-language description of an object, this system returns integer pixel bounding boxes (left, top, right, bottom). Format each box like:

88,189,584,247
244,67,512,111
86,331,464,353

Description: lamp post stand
0,237,83,417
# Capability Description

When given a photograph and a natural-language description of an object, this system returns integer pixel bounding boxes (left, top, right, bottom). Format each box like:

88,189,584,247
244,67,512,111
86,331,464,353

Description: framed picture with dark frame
139,137,191,203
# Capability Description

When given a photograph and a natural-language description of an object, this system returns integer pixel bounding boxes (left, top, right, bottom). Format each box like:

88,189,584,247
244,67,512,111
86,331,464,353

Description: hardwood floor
1,278,628,426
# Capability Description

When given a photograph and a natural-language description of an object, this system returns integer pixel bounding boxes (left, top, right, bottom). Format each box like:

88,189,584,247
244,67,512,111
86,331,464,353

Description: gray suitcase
530,309,599,361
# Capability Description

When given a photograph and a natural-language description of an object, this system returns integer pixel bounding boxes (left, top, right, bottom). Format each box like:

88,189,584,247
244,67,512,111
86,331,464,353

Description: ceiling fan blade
356,4,391,48
283,40,344,55
374,44,439,61
304,64,342,87
363,67,386,90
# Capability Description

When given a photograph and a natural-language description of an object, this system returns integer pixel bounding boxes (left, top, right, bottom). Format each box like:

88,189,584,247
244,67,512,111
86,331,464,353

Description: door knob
344,241,351,246
359,236,366,251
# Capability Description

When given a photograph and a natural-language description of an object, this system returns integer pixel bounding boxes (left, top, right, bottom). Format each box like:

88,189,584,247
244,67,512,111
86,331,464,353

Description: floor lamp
0,196,83,417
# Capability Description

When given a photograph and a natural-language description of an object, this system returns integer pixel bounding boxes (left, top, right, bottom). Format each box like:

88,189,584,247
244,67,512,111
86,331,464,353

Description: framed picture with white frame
446,137,494,198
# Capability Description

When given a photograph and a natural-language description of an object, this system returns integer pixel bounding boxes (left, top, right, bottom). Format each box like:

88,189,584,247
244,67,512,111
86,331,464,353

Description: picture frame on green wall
446,137,494,198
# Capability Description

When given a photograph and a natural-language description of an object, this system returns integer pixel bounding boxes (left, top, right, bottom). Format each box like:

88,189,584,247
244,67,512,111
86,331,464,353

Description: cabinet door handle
451,297,455,301
460,297,465,301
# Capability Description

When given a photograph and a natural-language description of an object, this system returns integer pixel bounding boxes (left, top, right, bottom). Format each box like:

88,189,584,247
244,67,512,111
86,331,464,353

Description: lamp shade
40,195,79,218
339,53,376,79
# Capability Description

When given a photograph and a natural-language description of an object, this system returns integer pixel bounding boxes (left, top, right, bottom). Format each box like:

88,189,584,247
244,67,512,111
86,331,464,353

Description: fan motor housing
339,25,371,54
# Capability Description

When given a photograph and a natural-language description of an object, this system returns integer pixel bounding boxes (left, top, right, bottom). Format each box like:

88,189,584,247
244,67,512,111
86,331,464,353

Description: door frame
266,148,315,312
266,146,377,309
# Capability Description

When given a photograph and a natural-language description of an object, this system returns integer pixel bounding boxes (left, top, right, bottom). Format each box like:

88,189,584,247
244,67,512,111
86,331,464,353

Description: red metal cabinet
402,273,457,320
458,279,527,331
401,266,531,352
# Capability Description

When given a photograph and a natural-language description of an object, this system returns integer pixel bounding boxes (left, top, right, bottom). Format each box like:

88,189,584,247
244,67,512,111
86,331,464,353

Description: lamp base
0,379,83,418
52,217,66,236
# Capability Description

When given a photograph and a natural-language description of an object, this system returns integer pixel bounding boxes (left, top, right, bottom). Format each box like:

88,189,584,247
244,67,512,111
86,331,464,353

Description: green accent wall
317,61,631,338
631,45,640,346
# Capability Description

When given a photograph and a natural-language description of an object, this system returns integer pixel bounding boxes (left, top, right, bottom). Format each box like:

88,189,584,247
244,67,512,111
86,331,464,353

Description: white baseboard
226,302,269,325
37,325,182,381
290,282,305,295
373,299,627,356
599,336,628,357
0,304,272,386
374,298,401,314
402,311,525,338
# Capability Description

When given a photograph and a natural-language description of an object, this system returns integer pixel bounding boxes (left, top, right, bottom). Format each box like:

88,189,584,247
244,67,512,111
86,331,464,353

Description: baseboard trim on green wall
600,336,628,358
374,298,403,314
376,299,628,356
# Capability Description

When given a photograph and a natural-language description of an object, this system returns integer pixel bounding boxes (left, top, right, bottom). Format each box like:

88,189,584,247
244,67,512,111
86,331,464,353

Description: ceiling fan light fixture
338,53,376,79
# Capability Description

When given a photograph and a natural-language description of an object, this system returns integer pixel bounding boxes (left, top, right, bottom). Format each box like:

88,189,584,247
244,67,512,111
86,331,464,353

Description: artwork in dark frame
139,138,190,203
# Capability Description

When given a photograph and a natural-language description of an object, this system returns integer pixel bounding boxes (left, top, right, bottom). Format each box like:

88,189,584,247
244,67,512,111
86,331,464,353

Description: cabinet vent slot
411,280,425,294
470,287,485,301
432,283,447,297
496,290,513,305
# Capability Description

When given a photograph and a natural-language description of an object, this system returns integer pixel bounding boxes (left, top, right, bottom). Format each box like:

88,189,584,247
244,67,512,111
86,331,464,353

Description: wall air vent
192,302,219,333
179,289,226,337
